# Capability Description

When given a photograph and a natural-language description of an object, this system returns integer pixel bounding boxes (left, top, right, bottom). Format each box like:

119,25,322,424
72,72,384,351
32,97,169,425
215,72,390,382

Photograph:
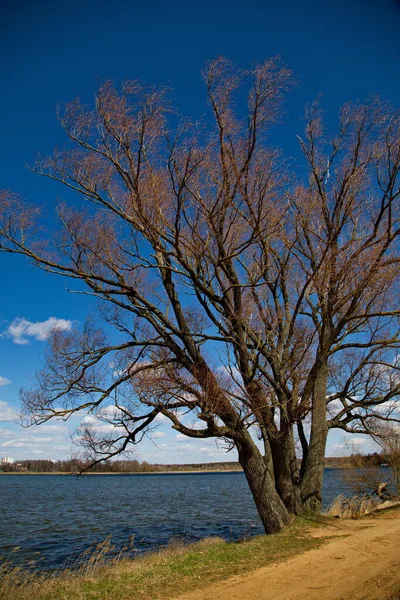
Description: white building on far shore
1,456,14,465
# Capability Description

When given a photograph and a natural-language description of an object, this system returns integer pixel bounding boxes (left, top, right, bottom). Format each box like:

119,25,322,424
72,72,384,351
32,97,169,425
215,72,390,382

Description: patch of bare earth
173,512,400,600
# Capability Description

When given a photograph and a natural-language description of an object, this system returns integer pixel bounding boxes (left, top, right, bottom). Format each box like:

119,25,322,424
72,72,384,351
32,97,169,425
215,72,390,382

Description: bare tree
280,99,400,509
340,448,385,499
372,423,400,495
1,58,400,531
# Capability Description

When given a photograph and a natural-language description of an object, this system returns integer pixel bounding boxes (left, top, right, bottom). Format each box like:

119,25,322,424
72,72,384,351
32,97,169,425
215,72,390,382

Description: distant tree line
0,459,243,473
0,455,388,473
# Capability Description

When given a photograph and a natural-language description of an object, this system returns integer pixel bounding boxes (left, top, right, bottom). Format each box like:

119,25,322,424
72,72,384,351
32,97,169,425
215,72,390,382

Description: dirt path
174,512,400,600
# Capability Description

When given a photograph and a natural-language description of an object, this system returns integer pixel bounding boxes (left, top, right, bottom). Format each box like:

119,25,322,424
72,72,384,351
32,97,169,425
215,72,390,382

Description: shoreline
2,508,400,600
0,464,376,475
0,465,362,475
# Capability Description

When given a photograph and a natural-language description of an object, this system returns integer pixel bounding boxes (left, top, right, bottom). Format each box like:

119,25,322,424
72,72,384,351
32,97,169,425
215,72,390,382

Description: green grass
0,518,325,600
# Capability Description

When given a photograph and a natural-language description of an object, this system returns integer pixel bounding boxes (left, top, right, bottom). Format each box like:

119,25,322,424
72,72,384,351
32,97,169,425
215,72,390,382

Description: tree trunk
300,361,329,512
236,433,291,533
270,426,303,514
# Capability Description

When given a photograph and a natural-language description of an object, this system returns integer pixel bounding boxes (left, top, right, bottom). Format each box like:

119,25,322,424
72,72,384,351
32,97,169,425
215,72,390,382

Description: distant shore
0,456,379,475
0,465,372,475
0,468,243,475
1,455,379,475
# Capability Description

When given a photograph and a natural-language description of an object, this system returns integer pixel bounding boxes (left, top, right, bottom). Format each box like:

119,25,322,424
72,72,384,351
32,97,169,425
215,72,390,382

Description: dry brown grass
0,535,134,600
0,520,323,600
326,494,379,519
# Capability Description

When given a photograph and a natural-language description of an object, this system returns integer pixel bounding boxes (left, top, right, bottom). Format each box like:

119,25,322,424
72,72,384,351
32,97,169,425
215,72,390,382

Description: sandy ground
174,512,400,600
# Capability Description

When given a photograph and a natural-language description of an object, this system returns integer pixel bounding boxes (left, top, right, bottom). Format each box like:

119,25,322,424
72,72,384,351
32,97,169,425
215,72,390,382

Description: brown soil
174,512,400,600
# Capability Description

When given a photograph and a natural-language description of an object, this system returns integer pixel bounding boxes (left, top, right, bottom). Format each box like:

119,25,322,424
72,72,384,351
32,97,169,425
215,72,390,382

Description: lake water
0,470,359,570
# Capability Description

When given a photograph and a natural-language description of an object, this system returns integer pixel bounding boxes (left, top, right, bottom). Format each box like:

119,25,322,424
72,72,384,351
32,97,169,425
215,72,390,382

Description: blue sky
1,0,399,462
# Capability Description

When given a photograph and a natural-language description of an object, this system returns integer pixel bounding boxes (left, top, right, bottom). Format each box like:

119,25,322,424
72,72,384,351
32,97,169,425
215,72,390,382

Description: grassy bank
0,518,324,600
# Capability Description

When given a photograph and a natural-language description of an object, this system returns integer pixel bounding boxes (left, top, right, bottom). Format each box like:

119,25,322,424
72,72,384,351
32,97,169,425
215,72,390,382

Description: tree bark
236,433,291,533
270,426,303,514
300,361,329,512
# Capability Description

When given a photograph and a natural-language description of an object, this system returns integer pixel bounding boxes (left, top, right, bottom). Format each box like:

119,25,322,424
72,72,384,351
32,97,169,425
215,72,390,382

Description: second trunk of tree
237,433,291,534
300,361,329,512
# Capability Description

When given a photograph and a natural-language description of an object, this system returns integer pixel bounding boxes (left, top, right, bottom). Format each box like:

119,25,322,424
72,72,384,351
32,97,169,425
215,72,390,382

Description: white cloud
0,404,237,463
375,400,400,416
330,437,367,452
112,368,126,379
348,437,365,445
0,418,75,461
5,317,72,345
1,435,57,448
0,377,11,386
35,424,69,434
216,364,243,383
151,431,166,439
81,414,98,426
0,401,18,422
80,407,127,435
154,413,169,423
98,406,125,420
0,429,14,439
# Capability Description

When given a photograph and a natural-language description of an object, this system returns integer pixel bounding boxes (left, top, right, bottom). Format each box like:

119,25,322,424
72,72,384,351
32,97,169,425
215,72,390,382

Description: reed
0,519,323,600
326,494,378,519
